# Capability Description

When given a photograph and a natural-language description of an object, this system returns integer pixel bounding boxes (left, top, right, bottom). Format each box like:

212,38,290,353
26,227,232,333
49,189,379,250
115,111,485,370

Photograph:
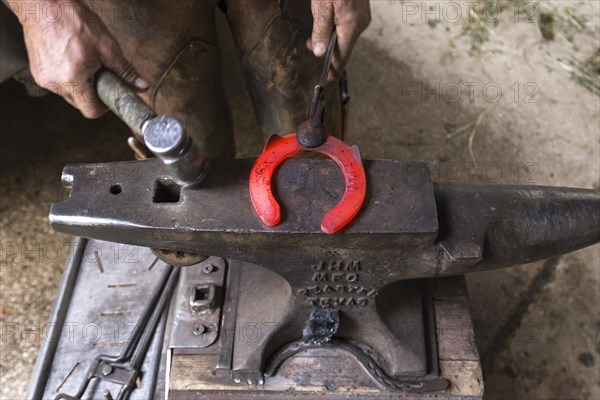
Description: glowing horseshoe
249,134,367,234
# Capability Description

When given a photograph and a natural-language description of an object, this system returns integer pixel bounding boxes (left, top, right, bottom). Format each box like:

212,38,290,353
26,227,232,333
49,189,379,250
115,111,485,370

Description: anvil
48,155,600,394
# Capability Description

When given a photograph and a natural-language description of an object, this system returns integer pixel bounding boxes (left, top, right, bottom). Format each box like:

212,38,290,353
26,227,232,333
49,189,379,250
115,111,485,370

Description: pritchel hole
110,184,122,195
153,179,181,203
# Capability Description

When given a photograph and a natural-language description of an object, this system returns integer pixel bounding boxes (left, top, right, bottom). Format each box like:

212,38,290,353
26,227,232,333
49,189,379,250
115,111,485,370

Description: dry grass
557,52,600,96
446,99,501,162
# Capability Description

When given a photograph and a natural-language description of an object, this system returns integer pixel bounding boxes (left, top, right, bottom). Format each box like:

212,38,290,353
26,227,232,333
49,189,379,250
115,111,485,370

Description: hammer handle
95,69,156,136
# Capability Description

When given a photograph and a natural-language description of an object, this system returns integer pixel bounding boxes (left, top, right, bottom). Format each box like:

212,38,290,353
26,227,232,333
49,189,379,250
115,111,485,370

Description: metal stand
28,239,483,399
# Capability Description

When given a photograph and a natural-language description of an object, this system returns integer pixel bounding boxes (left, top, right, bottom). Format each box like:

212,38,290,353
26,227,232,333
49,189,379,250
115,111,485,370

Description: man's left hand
308,0,371,80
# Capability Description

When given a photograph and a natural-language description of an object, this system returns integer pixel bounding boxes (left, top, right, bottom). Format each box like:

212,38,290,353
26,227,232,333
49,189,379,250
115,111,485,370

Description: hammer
95,69,206,186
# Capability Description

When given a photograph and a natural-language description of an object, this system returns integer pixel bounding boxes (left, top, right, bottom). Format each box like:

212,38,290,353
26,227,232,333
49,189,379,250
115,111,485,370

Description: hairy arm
7,0,148,118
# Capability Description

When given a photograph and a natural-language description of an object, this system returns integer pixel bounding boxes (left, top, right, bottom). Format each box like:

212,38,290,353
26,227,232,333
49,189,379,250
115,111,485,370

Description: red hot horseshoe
249,134,367,234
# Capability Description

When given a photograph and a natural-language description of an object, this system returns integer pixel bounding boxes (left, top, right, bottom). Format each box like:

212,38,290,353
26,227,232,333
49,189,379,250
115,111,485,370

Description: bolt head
202,264,214,274
101,364,113,376
193,324,206,336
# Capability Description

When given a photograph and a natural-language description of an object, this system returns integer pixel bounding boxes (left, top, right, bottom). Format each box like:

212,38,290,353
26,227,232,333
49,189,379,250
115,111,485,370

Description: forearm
6,0,147,118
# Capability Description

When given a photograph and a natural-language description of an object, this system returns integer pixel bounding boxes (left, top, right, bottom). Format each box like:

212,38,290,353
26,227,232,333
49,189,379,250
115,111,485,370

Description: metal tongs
296,29,338,148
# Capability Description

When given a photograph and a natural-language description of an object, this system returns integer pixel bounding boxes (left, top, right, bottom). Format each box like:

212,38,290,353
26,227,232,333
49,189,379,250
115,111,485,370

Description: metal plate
32,240,169,399
167,257,226,351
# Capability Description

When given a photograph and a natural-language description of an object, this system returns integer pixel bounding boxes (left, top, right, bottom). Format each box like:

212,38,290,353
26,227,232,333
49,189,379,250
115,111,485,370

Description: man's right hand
10,0,148,118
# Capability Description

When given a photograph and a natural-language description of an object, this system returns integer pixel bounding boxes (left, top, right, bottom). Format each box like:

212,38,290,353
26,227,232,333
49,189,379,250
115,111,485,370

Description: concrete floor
1,1,599,399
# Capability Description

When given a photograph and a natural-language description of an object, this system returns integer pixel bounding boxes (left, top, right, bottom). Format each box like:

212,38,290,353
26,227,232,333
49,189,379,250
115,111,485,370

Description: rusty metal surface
50,157,599,280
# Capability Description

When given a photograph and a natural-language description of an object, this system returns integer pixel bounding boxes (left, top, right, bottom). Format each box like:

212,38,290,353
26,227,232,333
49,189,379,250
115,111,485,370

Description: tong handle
296,30,337,148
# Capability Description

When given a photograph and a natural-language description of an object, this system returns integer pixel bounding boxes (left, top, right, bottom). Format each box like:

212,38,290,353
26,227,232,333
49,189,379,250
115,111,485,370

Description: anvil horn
434,184,600,275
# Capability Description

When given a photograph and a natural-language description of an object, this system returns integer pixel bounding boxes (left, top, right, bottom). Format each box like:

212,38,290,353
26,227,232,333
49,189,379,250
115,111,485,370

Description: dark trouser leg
86,0,234,158
226,0,343,140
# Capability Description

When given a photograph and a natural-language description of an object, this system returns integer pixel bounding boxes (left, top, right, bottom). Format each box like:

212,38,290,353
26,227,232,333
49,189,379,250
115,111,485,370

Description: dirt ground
1,1,599,399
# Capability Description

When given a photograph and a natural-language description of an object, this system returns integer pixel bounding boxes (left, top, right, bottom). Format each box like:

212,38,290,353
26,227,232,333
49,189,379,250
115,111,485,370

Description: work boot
150,38,234,158
226,0,345,141
85,0,235,158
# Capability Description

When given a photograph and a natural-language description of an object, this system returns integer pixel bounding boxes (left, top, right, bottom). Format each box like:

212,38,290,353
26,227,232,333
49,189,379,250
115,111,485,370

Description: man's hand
13,0,148,118
308,0,371,80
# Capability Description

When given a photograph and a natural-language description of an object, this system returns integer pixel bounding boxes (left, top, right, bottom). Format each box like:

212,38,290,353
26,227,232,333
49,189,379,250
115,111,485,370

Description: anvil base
28,239,483,399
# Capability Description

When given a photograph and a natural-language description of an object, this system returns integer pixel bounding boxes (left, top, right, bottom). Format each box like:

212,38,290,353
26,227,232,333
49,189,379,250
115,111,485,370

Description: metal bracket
168,257,226,351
